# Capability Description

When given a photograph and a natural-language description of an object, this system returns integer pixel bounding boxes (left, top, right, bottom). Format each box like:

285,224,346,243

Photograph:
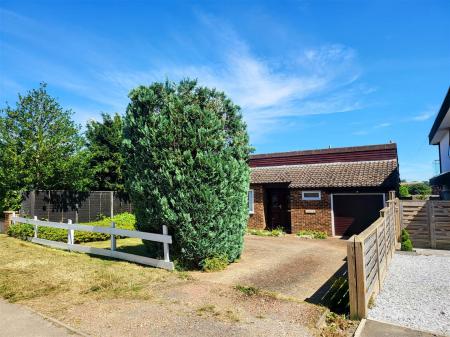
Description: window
302,191,321,201
248,190,254,214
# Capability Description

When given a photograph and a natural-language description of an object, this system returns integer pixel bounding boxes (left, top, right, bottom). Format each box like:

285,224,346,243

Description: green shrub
401,228,413,251
7,222,34,240
122,80,252,269
401,239,413,251
247,228,284,237
401,228,410,242
296,230,328,239
201,255,229,272
7,212,136,243
399,185,410,198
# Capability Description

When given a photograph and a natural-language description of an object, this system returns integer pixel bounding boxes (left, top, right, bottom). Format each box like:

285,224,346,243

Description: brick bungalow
247,143,399,237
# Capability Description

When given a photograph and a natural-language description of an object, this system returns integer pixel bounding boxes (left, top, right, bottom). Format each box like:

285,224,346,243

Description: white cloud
1,9,370,143
99,38,366,142
375,122,391,128
353,130,369,136
412,110,435,121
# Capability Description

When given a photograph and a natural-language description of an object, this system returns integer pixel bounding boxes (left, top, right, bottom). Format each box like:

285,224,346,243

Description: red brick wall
290,189,332,235
247,184,266,229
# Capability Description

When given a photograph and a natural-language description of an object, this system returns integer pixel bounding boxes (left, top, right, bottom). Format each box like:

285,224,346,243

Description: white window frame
248,189,254,214
301,190,321,201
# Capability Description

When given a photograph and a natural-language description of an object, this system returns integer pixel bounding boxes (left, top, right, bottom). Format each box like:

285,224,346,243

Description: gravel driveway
368,251,450,336
194,235,347,300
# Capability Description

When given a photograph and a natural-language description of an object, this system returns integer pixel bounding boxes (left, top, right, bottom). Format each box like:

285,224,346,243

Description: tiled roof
250,159,398,189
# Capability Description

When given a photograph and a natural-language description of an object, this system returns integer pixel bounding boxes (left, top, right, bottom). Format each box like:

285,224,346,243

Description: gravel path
368,252,450,336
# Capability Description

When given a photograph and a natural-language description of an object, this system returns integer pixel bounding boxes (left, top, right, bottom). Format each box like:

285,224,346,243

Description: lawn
0,234,180,305
81,237,150,257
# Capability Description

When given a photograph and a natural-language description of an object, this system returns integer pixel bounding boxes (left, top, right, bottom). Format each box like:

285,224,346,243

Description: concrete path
0,299,80,337
359,319,447,337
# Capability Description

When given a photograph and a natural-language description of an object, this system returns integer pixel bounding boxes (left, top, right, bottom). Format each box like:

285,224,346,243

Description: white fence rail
11,214,174,270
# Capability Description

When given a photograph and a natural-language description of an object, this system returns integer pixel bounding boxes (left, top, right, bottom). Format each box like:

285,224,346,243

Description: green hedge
7,212,135,243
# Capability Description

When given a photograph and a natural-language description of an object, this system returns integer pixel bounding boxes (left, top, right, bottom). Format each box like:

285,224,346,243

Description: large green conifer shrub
123,80,251,269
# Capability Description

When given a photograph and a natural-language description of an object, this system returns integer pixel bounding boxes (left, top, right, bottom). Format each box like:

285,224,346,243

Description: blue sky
1,0,449,181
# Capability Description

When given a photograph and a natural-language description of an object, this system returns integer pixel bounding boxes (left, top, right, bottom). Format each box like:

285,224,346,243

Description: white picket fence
11,213,174,270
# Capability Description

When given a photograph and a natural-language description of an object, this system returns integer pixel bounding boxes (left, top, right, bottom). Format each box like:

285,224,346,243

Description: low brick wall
1,211,15,234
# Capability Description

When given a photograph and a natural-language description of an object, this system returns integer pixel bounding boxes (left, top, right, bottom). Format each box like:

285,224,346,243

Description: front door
268,189,291,232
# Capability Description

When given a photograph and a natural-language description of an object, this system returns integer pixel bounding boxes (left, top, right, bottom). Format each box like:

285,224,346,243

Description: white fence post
67,219,74,245
111,222,116,251
33,216,38,238
12,211,16,225
163,225,170,262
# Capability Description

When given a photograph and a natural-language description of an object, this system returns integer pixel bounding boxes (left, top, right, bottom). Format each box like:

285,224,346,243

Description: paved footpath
0,299,80,337
359,319,447,337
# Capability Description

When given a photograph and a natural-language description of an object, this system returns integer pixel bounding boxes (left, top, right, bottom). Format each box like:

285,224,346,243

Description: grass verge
0,234,183,305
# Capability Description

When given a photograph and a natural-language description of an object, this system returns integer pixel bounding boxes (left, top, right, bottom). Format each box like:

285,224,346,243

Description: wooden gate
400,200,450,249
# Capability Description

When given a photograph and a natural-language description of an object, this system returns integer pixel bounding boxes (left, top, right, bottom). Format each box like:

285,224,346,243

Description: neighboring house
429,87,450,200
247,143,399,237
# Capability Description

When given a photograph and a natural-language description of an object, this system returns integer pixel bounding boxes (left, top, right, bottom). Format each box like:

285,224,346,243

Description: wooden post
162,225,170,262
110,191,114,218
354,238,367,318
428,201,436,249
347,236,358,319
399,200,404,233
33,215,38,238
388,190,396,201
75,203,79,224
375,226,381,291
111,222,116,252
67,219,74,245
30,190,36,218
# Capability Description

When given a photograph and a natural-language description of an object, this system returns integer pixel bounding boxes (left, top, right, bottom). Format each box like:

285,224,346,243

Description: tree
85,113,126,196
0,83,88,211
407,182,432,196
399,185,410,198
123,79,252,268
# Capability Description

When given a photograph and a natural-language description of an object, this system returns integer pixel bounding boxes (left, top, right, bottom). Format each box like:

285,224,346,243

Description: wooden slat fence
347,198,400,319
401,200,450,250
11,214,174,270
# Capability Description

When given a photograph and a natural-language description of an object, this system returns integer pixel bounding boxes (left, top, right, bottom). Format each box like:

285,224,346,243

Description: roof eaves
429,87,450,143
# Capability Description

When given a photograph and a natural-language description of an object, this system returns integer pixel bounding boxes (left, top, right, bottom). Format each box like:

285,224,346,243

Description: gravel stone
368,252,450,336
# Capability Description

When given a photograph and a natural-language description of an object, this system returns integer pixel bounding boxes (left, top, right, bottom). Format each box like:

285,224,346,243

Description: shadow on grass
82,238,154,258
305,260,349,314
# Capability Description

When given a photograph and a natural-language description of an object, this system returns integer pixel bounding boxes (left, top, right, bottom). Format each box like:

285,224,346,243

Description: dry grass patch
0,235,184,307
196,304,240,322
320,312,358,337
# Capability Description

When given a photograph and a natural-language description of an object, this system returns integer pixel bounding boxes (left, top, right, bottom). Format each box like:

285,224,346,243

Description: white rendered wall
439,131,450,173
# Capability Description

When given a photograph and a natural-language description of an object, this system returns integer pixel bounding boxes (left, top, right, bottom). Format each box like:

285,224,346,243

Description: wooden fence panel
434,201,450,250
401,200,450,249
347,198,399,319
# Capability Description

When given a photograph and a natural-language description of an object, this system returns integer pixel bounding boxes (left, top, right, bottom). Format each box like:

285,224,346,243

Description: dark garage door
333,194,385,236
